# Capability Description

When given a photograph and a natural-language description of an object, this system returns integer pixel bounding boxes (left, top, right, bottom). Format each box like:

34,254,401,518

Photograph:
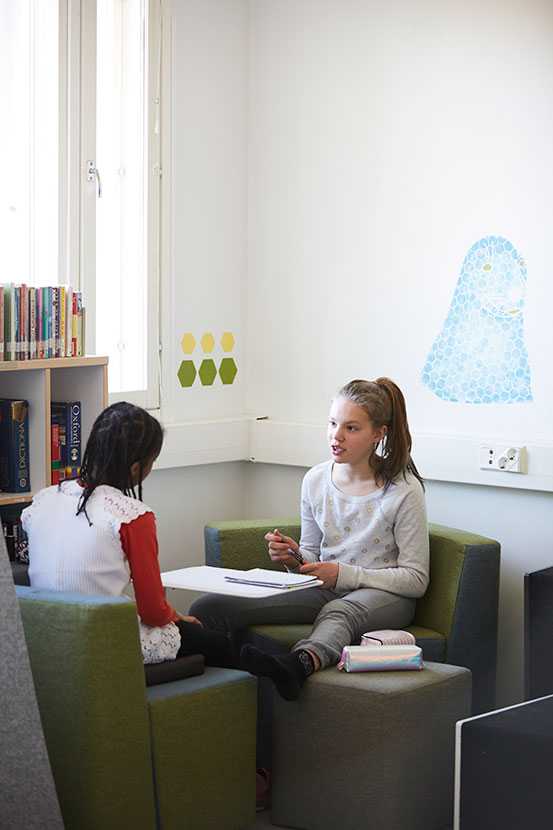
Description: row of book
0,284,86,362
0,399,82,494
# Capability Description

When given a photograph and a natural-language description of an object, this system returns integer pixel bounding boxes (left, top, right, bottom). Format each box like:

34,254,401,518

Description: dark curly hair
75,402,163,523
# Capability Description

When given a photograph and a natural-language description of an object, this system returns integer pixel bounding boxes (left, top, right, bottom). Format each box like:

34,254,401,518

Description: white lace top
21,481,180,663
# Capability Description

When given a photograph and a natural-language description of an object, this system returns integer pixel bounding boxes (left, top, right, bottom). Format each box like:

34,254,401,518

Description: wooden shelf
0,493,33,507
0,356,108,507
0,356,108,373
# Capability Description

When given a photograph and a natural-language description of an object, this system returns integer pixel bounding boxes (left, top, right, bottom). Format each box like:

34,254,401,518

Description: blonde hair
337,377,424,490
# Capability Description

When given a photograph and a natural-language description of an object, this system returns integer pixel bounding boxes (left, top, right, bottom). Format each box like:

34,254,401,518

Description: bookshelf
0,356,108,506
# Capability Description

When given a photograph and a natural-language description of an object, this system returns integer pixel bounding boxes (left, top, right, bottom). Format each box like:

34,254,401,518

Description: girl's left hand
177,614,203,626
299,562,339,589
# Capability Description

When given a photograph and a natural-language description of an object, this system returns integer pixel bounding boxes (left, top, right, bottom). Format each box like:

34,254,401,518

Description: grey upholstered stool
271,661,471,830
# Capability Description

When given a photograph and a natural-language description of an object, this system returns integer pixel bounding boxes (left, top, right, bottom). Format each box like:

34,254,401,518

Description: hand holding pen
264,528,304,568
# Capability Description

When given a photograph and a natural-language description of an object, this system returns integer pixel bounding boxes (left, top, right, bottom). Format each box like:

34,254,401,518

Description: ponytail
337,377,424,490
374,377,424,489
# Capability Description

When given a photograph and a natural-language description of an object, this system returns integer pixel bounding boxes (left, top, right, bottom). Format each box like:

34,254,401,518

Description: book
71,291,78,357
51,422,62,485
0,285,3,361
5,284,16,361
14,286,20,361
59,286,66,357
65,287,73,356
223,567,320,590
36,286,43,358
29,287,37,360
0,399,31,493
51,401,81,479
46,286,56,357
21,284,29,360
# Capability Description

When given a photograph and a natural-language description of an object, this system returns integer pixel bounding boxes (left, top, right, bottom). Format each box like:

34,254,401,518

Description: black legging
175,619,232,667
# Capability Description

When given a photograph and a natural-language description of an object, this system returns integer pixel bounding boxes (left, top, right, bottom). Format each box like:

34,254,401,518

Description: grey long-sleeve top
297,461,430,598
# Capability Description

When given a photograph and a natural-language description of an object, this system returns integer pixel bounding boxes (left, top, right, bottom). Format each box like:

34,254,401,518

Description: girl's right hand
264,528,301,568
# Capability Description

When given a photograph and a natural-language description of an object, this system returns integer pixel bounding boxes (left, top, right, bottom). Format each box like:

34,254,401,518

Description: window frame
76,0,161,410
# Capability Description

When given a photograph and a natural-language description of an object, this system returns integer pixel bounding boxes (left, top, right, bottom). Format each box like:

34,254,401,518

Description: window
2,0,160,407
1,0,60,285
95,0,160,403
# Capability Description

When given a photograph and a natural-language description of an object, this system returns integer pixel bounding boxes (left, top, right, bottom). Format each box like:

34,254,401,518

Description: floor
254,809,279,828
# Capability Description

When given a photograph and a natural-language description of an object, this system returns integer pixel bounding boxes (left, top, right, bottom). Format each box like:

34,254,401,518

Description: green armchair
16,587,256,830
204,520,500,713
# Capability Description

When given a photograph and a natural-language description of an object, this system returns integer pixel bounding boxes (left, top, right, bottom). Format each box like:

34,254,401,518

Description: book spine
76,293,83,357
48,287,54,358
10,285,16,361
65,287,72,356
2,286,8,362
71,292,78,357
51,287,58,358
59,286,66,358
42,287,48,359
29,287,36,360
68,401,81,470
36,288,42,358
51,422,61,484
81,304,86,357
51,403,67,472
9,400,30,493
21,285,28,360
0,286,4,361
14,287,20,361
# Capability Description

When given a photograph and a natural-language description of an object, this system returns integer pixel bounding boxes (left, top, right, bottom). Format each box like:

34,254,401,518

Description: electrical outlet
479,445,527,473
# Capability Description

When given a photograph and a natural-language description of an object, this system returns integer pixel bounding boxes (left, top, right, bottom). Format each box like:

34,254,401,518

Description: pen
272,528,304,566
287,546,304,566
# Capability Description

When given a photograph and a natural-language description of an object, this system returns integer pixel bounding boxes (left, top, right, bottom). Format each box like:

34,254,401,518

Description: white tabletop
161,565,323,598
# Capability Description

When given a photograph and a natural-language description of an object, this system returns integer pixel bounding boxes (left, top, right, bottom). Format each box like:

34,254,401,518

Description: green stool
271,662,471,830
147,668,257,830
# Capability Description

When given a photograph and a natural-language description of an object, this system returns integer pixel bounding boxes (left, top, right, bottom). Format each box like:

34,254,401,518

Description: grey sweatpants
190,586,415,668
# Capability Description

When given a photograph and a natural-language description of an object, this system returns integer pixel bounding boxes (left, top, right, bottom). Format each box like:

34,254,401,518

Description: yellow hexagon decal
200,332,215,353
220,331,235,352
181,333,196,354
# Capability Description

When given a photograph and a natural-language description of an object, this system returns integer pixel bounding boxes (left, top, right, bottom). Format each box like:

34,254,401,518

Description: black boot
240,645,315,700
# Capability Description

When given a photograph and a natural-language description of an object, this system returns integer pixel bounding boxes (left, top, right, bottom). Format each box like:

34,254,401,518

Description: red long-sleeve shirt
119,512,179,627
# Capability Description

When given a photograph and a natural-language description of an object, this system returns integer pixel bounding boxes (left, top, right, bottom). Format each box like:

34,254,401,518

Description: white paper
161,565,323,598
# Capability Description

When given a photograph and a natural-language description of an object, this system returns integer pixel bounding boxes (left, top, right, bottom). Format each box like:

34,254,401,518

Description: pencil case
337,644,424,672
361,629,416,647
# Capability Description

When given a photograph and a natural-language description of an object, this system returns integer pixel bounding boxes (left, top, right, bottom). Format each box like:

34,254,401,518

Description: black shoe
240,645,314,700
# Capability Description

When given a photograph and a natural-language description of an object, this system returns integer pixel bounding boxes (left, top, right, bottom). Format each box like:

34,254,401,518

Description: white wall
246,0,553,473
161,0,247,426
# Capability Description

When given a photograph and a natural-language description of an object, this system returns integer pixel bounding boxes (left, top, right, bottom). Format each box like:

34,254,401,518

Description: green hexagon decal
177,360,197,387
220,331,235,352
200,332,215,353
219,357,238,385
199,358,217,386
181,333,196,354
